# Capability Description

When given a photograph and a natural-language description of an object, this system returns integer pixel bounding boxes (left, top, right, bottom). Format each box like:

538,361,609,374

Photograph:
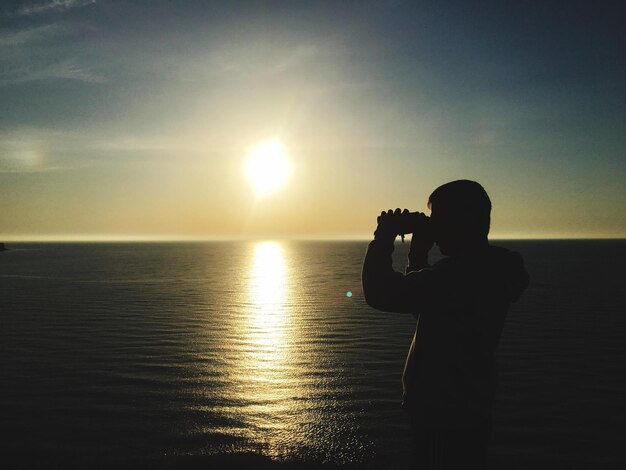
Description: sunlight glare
245,139,291,197
248,241,287,345
236,241,295,445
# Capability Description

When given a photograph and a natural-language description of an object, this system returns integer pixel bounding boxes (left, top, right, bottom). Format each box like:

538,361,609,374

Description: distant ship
0,242,6,251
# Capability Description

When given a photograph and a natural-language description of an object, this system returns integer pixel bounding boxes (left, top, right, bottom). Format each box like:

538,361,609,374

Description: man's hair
427,180,492,236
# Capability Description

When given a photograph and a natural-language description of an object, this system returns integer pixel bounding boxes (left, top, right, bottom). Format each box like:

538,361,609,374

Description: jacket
362,239,529,429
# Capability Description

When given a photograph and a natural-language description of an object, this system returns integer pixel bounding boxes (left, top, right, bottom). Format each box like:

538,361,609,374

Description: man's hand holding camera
374,208,434,246
374,208,434,266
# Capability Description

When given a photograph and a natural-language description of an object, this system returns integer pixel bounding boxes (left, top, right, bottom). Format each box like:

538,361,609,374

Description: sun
245,139,291,197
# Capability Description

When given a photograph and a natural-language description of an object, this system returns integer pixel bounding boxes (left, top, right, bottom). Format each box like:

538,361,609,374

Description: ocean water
1,240,625,468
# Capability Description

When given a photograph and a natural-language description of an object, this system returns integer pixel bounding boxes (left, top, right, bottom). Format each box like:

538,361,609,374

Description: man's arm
362,238,411,313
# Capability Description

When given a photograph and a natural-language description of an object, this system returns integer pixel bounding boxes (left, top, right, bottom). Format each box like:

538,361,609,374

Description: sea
1,240,625,469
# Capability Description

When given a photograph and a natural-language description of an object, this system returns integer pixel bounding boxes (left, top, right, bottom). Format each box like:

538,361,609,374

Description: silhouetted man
362,180,528,469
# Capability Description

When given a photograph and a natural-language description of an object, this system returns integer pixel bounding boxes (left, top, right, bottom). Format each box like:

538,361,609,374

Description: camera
396,211,433,242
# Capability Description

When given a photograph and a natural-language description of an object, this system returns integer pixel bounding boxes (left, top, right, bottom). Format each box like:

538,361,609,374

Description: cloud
0,58,108,85
17,0,96,16
42,58,107,82
92,136,174,152
0,24,64,46
0,19,104,86
0,128,91,173
181,42,330,83
0,149,47,173
0,128,178,173
0,130,47,172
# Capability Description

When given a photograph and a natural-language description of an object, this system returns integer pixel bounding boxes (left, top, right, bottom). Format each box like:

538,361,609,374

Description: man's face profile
429,205,453,255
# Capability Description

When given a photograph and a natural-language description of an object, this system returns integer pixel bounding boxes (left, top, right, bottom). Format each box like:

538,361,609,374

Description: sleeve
361,239,439,314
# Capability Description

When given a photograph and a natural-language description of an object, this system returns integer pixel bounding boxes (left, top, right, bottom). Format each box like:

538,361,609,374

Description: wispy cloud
43,58,107,82
17,0,96,16
0,127,98,173
0,24,64,46
0,18,104,86
0,129,48,172
221,43,323,77
0,128,176,173
0,58,107,85
176,42,330,84
92,136,174,152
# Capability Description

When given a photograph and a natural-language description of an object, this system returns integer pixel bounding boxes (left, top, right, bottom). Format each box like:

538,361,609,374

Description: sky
0,0,624,240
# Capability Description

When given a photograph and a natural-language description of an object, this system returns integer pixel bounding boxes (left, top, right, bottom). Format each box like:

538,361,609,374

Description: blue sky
1,0,624,239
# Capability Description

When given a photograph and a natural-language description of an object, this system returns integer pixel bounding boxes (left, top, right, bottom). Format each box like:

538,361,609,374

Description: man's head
428,180,491,256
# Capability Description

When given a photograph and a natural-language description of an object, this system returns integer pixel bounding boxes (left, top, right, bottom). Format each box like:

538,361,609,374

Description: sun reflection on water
215,241,368,462
248,242,288,355
231,241,300,455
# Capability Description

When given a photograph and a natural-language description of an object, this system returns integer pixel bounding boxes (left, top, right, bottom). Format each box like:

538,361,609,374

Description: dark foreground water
1,240,625,469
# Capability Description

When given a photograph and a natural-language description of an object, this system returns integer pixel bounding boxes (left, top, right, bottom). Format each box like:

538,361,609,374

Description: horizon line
1,235,625,243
